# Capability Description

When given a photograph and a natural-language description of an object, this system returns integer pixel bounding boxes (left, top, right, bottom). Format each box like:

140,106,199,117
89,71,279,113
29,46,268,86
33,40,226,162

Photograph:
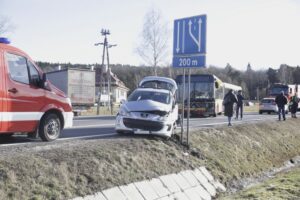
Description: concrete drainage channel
71,167,226,200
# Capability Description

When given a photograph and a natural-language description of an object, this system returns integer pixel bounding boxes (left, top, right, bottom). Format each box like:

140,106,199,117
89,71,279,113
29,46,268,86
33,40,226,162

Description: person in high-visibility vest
290,92,299,118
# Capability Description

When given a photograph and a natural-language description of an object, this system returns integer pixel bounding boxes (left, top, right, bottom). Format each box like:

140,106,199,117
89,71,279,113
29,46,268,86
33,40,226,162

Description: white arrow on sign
176,21,180,53
188,18,202,52
182,20,185,53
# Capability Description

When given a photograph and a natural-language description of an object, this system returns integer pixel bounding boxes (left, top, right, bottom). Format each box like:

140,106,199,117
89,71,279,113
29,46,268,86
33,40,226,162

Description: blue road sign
172,15,207,68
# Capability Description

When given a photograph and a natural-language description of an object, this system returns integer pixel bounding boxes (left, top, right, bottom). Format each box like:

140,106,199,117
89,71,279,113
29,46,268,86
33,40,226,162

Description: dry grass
220,167,300,199
0,120,300,199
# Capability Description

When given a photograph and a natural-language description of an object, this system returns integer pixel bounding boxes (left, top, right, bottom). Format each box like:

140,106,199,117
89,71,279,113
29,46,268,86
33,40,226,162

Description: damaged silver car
115,76,178,138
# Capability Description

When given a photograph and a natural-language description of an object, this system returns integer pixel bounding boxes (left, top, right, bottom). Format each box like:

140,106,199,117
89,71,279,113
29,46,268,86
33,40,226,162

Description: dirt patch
0,119,300,200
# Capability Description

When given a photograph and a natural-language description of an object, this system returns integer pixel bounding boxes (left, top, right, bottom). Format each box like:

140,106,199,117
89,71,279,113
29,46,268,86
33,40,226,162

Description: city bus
175,74,242,117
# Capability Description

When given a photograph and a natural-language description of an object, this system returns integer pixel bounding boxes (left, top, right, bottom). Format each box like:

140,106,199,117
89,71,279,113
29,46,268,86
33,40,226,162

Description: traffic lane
71,113,277,133
61,126,115,138
0,113,278,145
72,116,115,127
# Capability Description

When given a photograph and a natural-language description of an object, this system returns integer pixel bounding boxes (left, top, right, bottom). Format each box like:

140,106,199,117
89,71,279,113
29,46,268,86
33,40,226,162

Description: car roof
261,98,275,100
0,43,32,60
138,76,178,94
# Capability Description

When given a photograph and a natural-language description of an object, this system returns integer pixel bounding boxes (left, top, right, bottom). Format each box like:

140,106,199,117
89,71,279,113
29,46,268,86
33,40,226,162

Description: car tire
268,112,271,114
259,111,263,114
39,113,61,142
116,130,125,134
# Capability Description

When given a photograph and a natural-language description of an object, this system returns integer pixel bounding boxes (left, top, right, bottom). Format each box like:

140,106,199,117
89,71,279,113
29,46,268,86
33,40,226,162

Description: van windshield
128,90,170,104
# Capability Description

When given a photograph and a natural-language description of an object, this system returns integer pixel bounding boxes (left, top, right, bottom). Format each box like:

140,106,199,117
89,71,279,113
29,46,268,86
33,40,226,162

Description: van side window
6,53,30,84
27,61,40,84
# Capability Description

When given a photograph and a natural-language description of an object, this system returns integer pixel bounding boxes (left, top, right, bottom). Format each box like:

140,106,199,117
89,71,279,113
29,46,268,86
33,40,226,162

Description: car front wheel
39,113,61,142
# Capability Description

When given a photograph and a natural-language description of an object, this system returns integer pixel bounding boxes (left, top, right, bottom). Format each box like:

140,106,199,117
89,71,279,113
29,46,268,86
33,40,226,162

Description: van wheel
39,113,61,142
0,133,13,139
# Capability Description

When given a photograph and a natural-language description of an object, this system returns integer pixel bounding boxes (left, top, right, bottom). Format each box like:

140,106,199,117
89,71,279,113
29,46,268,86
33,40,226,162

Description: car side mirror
31,75,40,87
41,73,51,91
215,82,219,88
120,99,126,104
172,100,176,110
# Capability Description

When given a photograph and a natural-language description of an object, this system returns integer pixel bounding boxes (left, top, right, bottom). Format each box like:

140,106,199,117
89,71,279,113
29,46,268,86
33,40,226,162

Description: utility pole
95,29,116,115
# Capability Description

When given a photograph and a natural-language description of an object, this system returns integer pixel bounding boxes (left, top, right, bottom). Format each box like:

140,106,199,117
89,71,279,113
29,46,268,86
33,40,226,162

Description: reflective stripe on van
0,112,44,121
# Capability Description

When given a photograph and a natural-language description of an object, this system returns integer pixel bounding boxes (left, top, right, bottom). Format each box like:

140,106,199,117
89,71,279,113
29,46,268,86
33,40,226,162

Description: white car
115,76,178,138
259,97,288,114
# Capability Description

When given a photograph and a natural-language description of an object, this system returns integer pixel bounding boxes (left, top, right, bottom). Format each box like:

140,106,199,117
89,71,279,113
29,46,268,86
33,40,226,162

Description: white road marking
67,124,115,129
0,133,118,147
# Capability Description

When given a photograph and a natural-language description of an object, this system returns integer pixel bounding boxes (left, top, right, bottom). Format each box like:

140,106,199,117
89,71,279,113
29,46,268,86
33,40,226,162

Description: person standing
235,90,244,120
290,92,299,118
275,91,288,121
223,89,238,126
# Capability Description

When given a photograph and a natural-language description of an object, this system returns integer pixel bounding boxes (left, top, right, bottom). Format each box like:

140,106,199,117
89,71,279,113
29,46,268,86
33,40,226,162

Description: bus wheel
39,113,61,142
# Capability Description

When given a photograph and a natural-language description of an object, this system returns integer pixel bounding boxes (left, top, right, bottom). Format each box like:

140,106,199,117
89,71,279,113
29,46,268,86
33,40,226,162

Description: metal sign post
181,68,185,144
187,69,191,147
172,14,207,147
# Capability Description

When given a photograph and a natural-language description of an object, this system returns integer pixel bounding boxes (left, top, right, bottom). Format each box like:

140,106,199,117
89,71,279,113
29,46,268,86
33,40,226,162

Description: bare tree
136,8,170,76
0,15,14,35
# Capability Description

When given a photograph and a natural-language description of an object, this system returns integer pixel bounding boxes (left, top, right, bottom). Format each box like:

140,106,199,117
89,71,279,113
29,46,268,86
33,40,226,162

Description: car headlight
153,114,169,121
119,108,130,117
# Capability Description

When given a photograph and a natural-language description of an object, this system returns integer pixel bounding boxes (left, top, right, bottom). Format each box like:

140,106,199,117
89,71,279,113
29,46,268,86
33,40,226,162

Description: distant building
95,68,129,105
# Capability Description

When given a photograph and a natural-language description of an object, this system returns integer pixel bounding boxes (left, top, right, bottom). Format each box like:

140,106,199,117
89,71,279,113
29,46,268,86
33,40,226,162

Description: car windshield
128,90,171,104
140,81,175,93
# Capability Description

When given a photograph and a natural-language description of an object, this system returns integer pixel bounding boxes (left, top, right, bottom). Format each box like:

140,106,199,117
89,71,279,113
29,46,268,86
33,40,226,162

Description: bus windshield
192,82,213,99
177,82,214,99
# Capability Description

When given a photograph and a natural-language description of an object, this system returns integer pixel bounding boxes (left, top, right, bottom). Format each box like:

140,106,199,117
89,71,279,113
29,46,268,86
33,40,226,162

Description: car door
4,52,45,132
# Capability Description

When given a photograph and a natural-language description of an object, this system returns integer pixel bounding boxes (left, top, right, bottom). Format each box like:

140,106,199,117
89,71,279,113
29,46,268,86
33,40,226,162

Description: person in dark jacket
290,92,299,118
275,91,288,121
223,90,238,126
235,90,244,120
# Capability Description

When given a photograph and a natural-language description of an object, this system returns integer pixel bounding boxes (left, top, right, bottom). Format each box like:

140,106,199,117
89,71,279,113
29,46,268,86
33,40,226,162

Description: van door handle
8,88,18,94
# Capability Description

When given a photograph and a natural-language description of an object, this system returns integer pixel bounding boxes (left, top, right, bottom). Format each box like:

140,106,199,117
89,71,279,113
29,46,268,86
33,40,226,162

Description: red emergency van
0,38,73,141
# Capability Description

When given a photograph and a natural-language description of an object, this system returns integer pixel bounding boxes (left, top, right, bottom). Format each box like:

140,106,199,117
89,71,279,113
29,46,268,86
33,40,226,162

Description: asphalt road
0,112,280,146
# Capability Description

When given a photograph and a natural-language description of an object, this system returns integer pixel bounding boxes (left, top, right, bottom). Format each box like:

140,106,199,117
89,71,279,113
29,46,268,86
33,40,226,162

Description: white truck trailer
47,68,95,116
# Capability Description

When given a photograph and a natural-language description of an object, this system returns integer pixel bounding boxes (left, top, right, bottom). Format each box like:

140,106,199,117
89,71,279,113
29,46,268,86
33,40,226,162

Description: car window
6,53,29,84
140,80,176,94
28,61,41,83
261,99,274,103
128,90,170,104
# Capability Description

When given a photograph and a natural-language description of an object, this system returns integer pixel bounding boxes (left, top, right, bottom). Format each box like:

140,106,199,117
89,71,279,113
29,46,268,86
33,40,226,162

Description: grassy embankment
220,167,300,199
0,119,299,200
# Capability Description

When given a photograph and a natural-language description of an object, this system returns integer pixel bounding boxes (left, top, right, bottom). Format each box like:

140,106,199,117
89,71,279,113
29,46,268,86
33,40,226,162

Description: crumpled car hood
123,100,171,113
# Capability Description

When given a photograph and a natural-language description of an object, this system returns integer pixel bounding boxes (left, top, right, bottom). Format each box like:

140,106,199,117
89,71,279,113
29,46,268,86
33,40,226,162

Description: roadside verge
0,119,299,199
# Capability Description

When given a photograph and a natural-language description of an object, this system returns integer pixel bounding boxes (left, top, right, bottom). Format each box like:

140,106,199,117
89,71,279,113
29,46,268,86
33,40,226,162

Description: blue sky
1,0,300,70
